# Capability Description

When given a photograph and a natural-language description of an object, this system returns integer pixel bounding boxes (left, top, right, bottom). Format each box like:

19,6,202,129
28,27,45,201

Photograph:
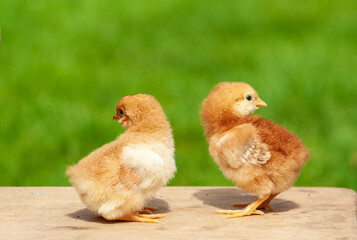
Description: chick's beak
255,98,267,108
113,114,119,120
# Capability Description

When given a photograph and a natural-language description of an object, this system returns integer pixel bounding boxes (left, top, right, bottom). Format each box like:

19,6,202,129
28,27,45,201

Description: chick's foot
139,209,152,214
139,214,164,219
217,209,264,217
233,202,274,211
218,194,271,218
144,206,159,211
116,213,164,223
139,206,159,214
232,193,278,211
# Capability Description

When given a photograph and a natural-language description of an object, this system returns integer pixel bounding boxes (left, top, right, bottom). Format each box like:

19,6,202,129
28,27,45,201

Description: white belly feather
121,143,176,190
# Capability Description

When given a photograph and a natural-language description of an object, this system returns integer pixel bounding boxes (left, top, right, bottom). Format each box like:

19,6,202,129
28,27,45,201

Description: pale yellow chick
67,94,176,223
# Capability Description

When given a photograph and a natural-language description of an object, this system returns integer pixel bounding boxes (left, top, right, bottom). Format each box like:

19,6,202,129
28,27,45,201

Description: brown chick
200,82,309,218
67,94,176,223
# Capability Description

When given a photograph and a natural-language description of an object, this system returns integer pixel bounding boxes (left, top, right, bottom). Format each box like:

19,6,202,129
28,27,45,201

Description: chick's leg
233,193,279,211
218,194,270,218
115,213,164,223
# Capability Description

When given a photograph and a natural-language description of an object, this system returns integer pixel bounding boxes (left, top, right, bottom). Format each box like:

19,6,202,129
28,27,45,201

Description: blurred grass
0,0,356,190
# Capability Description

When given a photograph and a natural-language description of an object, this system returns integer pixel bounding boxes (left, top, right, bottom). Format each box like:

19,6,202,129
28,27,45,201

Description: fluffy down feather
201,82,309,218
67,94,176,222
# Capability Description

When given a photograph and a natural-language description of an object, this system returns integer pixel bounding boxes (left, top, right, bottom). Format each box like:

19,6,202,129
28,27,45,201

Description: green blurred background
0,0,356,190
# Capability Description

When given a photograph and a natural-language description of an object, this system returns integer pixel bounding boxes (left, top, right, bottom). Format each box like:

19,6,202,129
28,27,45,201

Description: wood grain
0,187,355,239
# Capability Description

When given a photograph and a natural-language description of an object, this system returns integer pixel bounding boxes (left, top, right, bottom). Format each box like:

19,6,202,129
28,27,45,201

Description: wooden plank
0,187,355,239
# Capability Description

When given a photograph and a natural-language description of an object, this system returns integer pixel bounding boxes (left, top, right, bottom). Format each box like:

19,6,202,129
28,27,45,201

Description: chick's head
113,94,168,130
231,83,267,116
201,82,267,123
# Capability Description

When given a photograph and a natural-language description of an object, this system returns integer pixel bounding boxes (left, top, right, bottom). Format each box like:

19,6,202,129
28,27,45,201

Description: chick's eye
246,95,252,101
118,108,124,115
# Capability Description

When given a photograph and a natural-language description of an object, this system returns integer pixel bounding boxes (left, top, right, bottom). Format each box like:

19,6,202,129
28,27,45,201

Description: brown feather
201,82,310,198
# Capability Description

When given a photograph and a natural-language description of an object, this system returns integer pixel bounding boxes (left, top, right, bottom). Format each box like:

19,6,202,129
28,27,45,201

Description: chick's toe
139,209,153,214
218,194,271,218
227,209,265,219
115,214,159,223
233,193,278,211
233,202,274,211
143,206,159,211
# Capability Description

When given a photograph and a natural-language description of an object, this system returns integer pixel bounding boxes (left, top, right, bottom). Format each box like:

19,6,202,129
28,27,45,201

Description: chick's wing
216,123,271,167
110,164,142,189
109,144,168,191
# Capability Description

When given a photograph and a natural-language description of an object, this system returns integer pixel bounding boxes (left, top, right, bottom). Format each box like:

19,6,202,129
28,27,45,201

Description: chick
200,82,309,218
67,94,176,223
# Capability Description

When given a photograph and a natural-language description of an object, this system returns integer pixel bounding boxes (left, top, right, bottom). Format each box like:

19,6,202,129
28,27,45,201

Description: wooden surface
0,187,356,240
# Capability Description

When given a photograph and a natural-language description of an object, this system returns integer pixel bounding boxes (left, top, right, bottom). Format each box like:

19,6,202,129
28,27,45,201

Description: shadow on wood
66,197,170,223
193,188,300,213
0,187,355,239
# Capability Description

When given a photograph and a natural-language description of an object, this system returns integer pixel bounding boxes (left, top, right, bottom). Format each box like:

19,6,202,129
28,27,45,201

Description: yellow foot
217,209,264,218
115,213,164,223
139,214,164,219
139,209,152,214
144,206,159,211
233,202,274,211
139,206,159,214
218,194,271,219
